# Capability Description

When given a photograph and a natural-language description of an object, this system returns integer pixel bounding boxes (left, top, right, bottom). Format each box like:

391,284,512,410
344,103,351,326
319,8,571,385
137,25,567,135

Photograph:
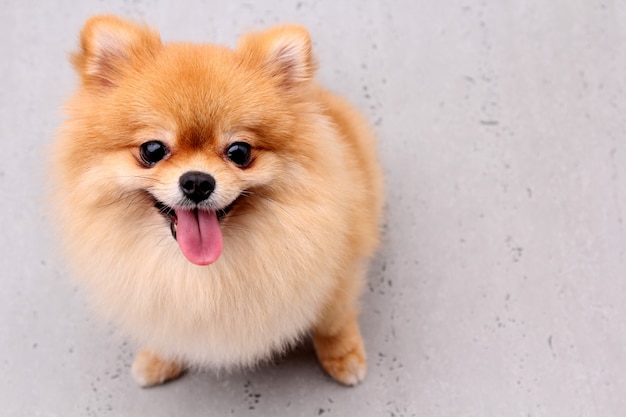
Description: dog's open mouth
154,200,236,239
152,196,241,266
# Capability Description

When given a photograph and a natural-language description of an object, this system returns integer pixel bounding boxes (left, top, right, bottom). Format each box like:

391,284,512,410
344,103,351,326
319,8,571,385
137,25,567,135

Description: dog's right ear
237,25,316,91
72,15,162,89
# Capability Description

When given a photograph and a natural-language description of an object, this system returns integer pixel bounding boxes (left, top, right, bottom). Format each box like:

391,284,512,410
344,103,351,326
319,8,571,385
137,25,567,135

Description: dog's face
65,16,318,265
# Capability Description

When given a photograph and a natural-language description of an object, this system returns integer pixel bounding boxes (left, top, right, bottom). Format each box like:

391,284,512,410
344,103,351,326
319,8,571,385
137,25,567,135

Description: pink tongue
175,209,223,265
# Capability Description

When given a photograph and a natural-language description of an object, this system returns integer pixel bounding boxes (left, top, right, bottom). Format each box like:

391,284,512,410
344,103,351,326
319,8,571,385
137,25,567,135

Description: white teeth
170,219,177,240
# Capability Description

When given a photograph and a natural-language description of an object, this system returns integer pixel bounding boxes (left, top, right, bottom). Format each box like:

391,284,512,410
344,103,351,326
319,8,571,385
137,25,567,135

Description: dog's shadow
141,337,345,412
160,336,339,397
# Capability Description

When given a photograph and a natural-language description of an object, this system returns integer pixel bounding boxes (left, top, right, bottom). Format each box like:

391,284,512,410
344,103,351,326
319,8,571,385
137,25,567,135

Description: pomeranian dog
52,15,383,387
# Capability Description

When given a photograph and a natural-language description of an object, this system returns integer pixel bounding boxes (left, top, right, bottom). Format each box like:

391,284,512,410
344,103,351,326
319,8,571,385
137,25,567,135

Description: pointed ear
237,25,316,88
72,15,162,88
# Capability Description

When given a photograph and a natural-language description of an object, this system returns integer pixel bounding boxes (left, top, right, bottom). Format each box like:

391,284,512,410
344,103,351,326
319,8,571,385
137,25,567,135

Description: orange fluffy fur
53,15,383,387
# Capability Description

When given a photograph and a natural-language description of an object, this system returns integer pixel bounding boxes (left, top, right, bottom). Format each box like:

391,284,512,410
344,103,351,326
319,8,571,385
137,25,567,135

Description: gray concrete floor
2,0,626,416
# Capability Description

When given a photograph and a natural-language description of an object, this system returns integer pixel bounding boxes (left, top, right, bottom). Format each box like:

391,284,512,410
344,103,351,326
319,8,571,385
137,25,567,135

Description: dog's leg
312,264,367,386
313,307,366,386
131,349,186,387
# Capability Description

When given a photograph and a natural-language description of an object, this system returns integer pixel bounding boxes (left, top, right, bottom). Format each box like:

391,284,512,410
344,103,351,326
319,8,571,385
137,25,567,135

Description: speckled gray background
2,1,626,416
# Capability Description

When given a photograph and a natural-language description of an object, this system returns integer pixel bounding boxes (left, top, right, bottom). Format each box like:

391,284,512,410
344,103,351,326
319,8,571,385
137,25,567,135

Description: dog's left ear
72,15,162,89
238,25,316,88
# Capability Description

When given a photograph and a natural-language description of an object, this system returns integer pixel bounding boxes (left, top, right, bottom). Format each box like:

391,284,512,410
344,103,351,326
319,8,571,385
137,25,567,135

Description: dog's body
53,16,383,386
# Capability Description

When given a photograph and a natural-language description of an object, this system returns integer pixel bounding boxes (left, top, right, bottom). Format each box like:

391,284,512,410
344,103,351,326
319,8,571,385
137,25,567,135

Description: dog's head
62,16,322,265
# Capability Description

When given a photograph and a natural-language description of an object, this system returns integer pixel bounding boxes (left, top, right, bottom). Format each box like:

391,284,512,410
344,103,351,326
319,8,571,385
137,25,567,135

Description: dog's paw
131,349,185,388
317,345,367,386
313,329,367,386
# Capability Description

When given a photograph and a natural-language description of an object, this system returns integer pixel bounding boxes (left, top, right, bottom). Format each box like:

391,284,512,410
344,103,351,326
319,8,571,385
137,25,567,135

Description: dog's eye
139,141,168,166
226,142,252,167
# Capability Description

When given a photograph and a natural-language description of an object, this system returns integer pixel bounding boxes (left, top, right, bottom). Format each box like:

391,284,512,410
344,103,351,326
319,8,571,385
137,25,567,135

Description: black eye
139,141,168,166
226,142,252,167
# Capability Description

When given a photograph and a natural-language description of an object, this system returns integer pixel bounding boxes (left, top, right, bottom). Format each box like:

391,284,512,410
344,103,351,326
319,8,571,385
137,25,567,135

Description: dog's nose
179,171,216,203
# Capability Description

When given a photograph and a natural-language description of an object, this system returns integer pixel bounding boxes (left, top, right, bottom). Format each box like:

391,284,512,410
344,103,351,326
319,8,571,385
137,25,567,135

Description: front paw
313,330,367,386
131,349,186,388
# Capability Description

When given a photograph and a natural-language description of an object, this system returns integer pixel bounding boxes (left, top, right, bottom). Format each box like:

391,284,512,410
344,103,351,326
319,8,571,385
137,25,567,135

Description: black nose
179,171,216,203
